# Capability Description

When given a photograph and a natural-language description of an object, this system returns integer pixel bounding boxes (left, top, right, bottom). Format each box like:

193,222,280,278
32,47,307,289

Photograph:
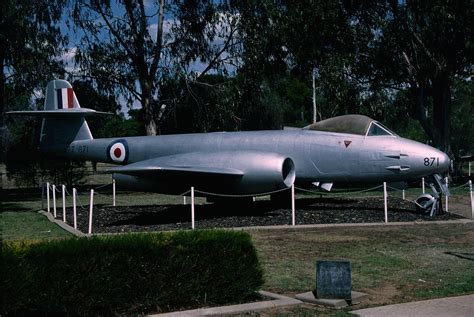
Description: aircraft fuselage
57,129,449,186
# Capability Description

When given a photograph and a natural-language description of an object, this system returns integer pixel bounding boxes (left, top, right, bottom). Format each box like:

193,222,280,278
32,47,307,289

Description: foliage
2,230,264,315
159,74,241,133
2,0,472,176
349,0,473,152
451,78,474,156
1,0,67,160
72,0,241,135
233,0,473,151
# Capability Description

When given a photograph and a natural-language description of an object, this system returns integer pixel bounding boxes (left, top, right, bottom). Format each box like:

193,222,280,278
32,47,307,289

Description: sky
59,1,236,116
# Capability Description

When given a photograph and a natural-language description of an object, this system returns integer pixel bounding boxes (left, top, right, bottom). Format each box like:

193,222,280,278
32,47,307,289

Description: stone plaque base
295,291,369,309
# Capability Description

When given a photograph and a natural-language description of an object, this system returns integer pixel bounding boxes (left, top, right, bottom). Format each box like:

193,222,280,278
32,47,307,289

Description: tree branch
95,3,136,65
197,20,240,80
150,0,165,78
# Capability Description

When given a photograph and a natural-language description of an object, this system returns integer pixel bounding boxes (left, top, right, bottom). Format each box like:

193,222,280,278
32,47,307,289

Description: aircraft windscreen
367,122,397,136
304,115,398,136
305,114,372,135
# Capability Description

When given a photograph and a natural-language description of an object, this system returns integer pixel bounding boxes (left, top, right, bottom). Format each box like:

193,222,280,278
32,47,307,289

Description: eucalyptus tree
72,0,241,135
1,0,67,161
351,0,473,153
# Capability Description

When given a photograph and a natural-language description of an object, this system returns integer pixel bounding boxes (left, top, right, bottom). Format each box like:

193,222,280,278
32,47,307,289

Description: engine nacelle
114,151,295,195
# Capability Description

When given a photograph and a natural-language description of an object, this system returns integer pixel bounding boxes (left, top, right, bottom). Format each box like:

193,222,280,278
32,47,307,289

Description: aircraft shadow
102,197,417,228
104,201,281,227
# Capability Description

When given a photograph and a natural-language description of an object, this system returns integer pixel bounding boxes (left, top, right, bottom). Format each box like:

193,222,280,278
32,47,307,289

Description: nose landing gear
414,174,449,217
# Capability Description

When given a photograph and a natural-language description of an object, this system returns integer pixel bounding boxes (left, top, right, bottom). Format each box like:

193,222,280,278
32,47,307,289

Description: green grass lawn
2,188,473,316
249,223,474,315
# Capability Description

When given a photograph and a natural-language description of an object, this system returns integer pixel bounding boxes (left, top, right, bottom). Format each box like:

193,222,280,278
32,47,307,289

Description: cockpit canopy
304,114,397,136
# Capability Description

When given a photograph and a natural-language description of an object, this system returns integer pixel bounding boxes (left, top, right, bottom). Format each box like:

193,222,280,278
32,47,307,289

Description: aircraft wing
109,156,244,177
108,151,295,195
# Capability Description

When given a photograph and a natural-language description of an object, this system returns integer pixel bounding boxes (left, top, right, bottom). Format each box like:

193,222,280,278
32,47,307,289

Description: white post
469,180,473,219
445,177,449,213
46,182,50,212
62,185,66,223
183,196,187,205
112,178,116,207
291,185,295,226
383,182,388,223
422,177,425,194
52,184,57,218
191,187,195,230
73,188,77,230
88,189,94,235
402,189,405,200
312,68,317,123
469,162,471,177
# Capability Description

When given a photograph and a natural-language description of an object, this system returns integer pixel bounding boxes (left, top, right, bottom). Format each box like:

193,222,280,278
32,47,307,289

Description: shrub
1,230,264,315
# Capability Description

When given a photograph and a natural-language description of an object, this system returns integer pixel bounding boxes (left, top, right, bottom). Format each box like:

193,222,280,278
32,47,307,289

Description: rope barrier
449,181,470,193
386,185,406,191
295,184,383,196
179,190,192,196
45,178,473,213
194,186,289,198
94,183,112,190
73,191,88,210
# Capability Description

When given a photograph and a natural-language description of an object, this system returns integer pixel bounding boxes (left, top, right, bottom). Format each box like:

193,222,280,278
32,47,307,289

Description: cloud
60,47,79,73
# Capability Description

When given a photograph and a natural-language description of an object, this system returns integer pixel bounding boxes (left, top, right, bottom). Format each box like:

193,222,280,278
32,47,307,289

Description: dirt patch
66,196,464,234
365,283,402,306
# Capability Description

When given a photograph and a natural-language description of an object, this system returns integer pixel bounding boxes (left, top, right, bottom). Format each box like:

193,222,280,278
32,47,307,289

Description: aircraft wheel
415,194,435,213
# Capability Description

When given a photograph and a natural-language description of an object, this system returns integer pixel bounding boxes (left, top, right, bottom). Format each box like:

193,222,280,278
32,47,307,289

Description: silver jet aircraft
8,80,450,210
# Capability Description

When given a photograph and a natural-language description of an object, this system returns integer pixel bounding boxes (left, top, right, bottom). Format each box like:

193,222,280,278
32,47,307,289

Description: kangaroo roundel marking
107,139,129,164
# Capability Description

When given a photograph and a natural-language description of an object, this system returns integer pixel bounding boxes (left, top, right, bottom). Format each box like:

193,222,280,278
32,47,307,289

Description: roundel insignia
107,139,129,164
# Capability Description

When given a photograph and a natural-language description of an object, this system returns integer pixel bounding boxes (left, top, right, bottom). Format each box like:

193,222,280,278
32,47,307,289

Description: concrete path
352,294,474,317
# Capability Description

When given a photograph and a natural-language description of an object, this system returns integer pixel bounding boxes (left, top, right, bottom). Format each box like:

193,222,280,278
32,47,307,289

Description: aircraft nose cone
438,151,450,173
424,145,450,174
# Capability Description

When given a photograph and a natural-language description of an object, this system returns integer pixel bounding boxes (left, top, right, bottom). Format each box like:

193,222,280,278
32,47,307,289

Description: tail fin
7,79,110,149
45,79,81,110
40,80,92,147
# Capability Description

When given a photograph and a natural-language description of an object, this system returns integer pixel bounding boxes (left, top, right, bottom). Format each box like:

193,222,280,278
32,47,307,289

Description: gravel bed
64,196,463,234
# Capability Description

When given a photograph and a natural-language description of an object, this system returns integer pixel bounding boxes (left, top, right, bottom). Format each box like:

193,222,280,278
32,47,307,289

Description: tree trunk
143,96,158,136
411,85,435,143
141,80,158,136
432,73,451,154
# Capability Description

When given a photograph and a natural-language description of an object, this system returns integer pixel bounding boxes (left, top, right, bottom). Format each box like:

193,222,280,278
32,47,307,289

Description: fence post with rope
73,188,77,229
46,182,50,212
88,189,94,235
191,187,195,230
469,180,473,219
383,182,388,223
112,178,116,207
62,185,66,223
52,184,57,218
445,177,449,213
291,184,295,226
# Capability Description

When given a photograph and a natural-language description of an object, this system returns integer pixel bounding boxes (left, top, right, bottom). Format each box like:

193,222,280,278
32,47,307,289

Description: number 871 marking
424,157,439,166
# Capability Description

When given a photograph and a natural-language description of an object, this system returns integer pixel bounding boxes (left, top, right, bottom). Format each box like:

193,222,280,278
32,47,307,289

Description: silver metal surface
8,80,451,196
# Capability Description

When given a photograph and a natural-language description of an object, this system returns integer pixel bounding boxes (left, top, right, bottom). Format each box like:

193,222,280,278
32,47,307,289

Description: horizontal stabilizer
7,108,112,117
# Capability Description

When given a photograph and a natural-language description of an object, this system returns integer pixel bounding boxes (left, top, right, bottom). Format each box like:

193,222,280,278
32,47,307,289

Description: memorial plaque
314,260,351,299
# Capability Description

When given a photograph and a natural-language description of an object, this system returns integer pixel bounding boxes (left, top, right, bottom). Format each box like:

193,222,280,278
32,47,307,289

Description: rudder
40,80,92,147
